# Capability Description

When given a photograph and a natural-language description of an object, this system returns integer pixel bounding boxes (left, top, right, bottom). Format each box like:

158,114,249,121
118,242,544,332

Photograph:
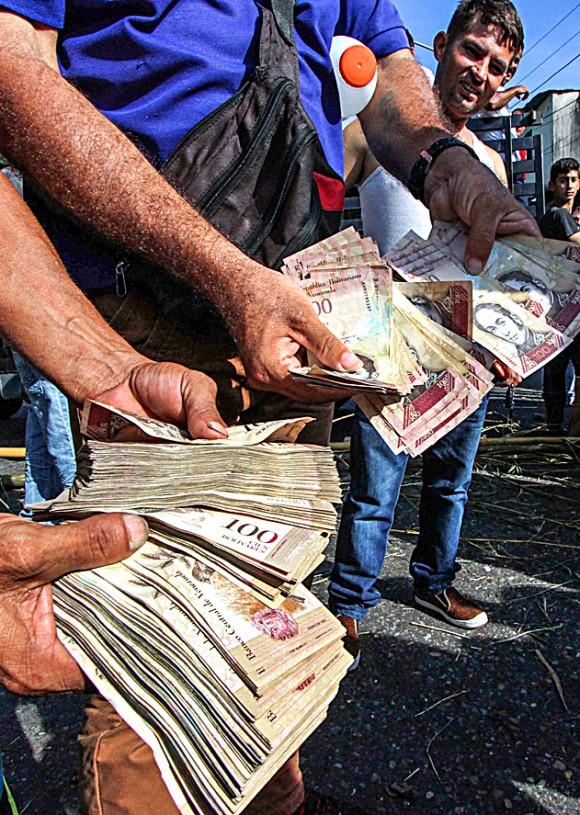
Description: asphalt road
0,391,578,815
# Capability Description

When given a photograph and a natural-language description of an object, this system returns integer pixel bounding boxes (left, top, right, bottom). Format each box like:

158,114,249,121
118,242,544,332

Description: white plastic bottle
330,36,378,119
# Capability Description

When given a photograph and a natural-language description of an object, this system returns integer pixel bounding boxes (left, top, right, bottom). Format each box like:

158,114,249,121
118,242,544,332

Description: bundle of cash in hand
282,223,580,456
40,402,351,815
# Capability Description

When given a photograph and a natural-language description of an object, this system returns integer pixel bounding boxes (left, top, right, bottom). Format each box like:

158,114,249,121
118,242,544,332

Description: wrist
408,138,480,204
68,348,148,404
209,259,276,328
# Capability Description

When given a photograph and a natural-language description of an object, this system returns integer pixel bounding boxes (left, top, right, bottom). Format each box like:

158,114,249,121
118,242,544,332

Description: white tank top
358,130,496,256
468,130,498,172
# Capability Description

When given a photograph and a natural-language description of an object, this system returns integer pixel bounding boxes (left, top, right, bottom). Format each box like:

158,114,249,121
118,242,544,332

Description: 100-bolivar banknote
388,229,571,378
430,221,580,337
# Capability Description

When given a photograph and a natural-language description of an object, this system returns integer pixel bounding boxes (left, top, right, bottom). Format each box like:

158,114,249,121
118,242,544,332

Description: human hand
0,513,148,695
221,265,362,402
492,360,522,387
425,148,541,275
95,361,229,439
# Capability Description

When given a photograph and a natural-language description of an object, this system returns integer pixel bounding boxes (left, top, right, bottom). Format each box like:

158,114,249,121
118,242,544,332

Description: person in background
0,161,75,512
538,158,580,434
539,158,580,244
332,0,526,669
510,106,529,206
470,61,528,167
512,107,527,155
572,191,580,226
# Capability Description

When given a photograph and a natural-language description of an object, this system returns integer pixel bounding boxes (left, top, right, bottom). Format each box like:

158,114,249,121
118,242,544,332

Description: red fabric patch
313,172,344,211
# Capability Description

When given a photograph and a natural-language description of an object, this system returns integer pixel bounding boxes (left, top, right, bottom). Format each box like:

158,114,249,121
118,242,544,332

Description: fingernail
208,421,229,437
466,257,483,275
338,350,363,372
122,515,149,551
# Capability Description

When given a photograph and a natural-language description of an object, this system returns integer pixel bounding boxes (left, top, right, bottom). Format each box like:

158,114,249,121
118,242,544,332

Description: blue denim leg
12,352,76,509
329,405,409,620
410,395,489,594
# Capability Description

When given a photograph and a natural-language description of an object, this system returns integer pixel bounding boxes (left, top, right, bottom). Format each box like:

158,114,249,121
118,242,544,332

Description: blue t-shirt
3,0,408,289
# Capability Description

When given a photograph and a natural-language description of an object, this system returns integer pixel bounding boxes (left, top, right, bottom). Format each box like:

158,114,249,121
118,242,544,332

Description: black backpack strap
270,0,295,46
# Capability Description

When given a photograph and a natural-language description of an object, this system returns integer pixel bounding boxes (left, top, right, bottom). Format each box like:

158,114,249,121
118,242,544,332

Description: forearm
487,85,528,110
0,32,261,322
0,176,148,402
359,50,450,183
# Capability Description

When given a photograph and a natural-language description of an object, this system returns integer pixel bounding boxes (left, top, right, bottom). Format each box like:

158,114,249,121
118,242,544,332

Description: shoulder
486,145,508,185
343,119,369,188
538,208,556,229
542,206,578,232
336,1,408,58
468,131,506,183
343,119,368,163
553,207,579,234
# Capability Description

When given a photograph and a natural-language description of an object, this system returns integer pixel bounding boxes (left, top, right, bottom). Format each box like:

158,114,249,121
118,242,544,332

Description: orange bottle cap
339,44,376,88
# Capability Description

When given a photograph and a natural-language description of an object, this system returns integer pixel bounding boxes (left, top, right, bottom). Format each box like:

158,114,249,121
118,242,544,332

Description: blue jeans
329,396,489,620
12,352,76,510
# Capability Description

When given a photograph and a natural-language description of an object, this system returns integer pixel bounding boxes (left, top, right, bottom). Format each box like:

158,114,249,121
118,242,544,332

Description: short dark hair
550,157,580,183
447,0,524,58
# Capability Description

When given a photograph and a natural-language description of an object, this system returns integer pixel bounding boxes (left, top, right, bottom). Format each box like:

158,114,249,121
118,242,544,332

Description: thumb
11,514,148,587
129,362,230,440
298,312,362,373
181,372,230,439
463,204,499,276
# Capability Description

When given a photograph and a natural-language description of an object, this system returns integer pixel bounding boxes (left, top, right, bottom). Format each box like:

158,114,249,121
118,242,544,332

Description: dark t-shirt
538,205,580,241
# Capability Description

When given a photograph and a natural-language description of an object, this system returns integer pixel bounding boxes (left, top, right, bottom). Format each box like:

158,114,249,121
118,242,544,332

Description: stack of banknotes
282,223,580,456
45,401,340,533
41,401,351,815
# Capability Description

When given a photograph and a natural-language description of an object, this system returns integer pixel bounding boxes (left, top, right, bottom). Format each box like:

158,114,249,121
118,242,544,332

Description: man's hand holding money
0,513,148,695
95,359,230,440
424,147,541,275
220,264,362,402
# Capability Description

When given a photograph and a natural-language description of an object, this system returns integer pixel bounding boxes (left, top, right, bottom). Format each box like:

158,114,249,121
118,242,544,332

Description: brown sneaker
337,615,361,671
414,587,488,629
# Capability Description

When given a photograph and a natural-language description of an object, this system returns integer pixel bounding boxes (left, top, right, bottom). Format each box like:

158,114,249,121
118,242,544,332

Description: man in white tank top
343,34,508,256
331,0,525,667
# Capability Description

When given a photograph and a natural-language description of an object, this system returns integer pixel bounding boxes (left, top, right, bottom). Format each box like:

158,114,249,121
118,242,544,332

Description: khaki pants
79,697,304,815
82,288,334,814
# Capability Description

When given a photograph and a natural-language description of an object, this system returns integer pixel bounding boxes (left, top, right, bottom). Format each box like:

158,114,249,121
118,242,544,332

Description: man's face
549,170,580,207
435,17,515,121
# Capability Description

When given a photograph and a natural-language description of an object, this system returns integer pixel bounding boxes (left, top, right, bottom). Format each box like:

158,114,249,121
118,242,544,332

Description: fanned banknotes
282,228,404,393
431,224,580,337
388,224,580,378
282,225,579,455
